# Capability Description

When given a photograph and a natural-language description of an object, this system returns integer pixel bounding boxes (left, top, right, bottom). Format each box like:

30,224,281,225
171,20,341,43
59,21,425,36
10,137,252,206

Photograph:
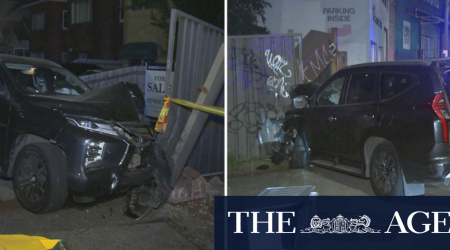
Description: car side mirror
292,95,309,109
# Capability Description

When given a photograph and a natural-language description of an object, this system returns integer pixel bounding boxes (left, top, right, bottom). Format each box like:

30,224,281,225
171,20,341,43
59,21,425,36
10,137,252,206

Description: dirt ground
0,179,218,250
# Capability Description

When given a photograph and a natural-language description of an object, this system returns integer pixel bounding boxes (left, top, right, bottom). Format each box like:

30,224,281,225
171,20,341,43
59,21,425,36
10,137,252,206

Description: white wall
370,0,390,61
261,0,388,66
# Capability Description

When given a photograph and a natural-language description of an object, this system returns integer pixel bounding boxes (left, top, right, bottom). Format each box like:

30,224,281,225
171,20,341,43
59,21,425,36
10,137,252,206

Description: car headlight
66,117,118,136
85,141,105,166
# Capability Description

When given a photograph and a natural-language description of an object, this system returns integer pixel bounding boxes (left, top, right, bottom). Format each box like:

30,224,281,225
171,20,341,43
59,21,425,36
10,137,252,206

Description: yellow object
170,97,224,117
155,96,224,133
0,235,64,250
155,96,171,133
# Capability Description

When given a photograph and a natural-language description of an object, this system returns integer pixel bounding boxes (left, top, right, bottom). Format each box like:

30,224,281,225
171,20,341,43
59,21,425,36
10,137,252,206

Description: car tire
290,136,308,169
13,143,68,213
369,142,405,196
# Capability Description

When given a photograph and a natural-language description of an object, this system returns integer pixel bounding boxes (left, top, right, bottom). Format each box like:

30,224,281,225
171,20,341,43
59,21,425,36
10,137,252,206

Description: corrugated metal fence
81,10,224,176
80,66,146,92
157,9,224,176
228,34,302,159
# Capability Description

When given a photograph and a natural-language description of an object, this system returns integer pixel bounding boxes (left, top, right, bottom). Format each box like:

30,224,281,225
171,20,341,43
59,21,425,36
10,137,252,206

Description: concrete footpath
228,165,450,196
0,178,216,250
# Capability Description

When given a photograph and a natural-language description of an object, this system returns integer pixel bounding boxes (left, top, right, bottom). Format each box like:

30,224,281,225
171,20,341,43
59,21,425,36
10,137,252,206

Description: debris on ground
169,167,207,204
256,164,269,170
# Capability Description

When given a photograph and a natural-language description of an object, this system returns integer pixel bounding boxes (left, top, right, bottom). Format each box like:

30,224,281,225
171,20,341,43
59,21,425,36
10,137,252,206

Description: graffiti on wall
228,102,279,134
265,50,293,99
228,33,338,158
302,42,337,83
228,35,297,100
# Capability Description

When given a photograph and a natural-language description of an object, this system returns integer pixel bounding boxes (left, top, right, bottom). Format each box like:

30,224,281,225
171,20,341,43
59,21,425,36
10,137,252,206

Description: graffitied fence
228,34,303,159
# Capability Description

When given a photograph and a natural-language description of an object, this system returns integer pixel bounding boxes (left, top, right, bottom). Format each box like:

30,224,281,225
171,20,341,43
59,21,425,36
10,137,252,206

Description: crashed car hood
31,82,141,122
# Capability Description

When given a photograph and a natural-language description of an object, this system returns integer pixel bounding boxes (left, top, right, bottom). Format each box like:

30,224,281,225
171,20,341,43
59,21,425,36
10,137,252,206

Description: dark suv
0,55,172,213
285,59,450,196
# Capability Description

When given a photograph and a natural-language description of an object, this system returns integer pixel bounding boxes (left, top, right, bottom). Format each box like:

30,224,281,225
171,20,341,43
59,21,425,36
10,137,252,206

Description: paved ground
0,178,217,250
228,165,450,196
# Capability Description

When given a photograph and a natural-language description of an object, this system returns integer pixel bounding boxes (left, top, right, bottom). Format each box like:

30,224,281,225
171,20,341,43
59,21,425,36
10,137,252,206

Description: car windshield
5,63,91,96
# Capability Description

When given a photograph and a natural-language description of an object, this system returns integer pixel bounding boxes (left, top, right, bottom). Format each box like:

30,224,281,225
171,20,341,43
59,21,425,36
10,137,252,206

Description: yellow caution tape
0,235,63,250
170,97,224,117
155,96,224,133
155,96,170,133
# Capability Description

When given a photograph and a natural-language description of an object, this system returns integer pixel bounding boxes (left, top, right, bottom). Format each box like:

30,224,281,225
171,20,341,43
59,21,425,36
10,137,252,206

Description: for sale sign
145,63,173,118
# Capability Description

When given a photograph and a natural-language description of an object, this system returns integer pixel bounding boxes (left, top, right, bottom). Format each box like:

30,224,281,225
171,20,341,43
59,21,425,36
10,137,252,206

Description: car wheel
369,142,404,196
13,143,68,213
290,136,308,169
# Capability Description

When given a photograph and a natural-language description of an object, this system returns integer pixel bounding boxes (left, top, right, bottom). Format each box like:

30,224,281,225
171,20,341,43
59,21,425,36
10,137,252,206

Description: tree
228,0,272,36
128,0,224,57
171,0,223,29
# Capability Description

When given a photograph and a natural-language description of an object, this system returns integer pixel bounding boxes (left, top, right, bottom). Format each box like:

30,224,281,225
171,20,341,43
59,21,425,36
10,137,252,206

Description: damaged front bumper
56,121,173,203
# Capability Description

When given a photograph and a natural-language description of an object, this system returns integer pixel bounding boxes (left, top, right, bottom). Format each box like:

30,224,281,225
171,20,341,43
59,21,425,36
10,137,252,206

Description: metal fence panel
157,9,225,175
80,66,146,92
227,34,302,160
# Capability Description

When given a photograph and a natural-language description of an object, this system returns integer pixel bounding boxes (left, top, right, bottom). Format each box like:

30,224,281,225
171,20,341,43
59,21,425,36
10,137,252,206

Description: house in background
0,21,30,56
22,0,124,64
0,1,30,56
119,0,169,65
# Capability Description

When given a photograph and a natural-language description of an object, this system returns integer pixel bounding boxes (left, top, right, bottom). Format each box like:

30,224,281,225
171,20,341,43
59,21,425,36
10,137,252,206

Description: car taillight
416,93,450,143
432,93,450,143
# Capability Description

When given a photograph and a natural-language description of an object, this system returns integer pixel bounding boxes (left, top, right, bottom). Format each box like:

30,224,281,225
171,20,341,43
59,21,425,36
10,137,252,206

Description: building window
120,0,124,22
62,10,69,29
32,12,45,30
72,0,92,24
14,46,30,57
62,52,68,63
31,52,44,59
370,41,378,62
79,53,87,60
378,46,384,62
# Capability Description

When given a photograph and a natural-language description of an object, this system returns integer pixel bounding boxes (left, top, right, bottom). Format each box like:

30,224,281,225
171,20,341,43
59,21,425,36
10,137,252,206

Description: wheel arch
7,134,64,178
363,136,393,178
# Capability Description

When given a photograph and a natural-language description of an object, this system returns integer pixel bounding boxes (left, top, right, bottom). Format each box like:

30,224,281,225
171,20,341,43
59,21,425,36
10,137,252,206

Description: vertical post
444,0,449,57
331,28,338,74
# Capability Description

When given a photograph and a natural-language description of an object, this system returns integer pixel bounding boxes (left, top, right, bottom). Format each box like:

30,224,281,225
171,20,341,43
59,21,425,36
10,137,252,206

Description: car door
306,71,348,162
333,70,379,173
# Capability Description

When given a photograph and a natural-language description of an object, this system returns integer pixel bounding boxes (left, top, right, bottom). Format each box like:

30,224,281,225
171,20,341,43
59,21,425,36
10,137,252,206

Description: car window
380,73,413,100
316,75,346,106
5,63,91,96
345,73,377,104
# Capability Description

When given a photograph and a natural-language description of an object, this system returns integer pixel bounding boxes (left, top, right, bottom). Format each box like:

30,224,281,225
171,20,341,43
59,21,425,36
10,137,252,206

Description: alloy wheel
17,150,48,202
373,151,397,194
